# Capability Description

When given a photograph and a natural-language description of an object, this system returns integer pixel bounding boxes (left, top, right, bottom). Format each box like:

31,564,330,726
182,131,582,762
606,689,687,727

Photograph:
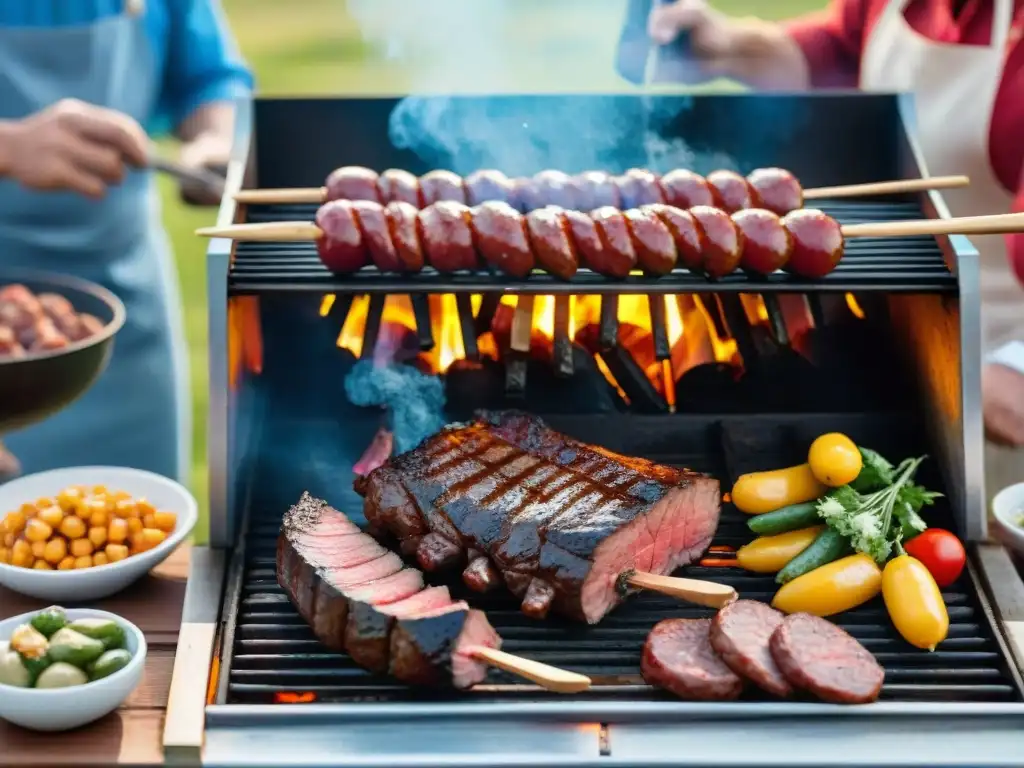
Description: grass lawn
172,0,825,541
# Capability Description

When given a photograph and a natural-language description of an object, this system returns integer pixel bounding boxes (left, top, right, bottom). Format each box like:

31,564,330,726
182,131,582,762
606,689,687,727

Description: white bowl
0,466,197,601
0,608,146,731
991,481,1024,558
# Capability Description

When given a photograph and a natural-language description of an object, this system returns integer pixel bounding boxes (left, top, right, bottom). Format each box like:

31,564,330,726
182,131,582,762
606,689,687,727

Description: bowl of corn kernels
0,466,197,600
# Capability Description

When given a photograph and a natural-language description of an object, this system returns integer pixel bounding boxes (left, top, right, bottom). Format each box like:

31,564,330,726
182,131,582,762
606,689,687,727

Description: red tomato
903,529,966,588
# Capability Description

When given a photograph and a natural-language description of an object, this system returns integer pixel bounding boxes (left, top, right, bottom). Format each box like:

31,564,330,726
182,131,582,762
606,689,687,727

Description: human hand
178,132,229,206
2,99,148,199
983,362,1024,446
647,0,739,78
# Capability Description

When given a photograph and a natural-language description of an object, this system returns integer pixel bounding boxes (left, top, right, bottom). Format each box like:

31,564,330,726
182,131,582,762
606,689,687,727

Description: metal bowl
0,271,126,434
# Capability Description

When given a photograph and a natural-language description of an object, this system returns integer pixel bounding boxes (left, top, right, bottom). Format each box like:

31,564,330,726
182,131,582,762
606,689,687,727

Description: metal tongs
149,154,226,201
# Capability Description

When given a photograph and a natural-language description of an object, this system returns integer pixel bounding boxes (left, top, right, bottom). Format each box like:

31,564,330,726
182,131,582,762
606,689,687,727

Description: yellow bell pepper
882,555,949,651
736,526,824,574
772,553,882,617
731,464,828,515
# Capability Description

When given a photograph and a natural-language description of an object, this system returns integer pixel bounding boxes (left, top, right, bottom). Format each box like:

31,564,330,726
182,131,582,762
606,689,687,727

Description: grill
176,93,1024,768
228,201,957,294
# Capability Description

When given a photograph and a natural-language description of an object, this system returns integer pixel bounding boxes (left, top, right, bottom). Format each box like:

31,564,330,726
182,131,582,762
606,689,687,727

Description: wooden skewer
197,211,1024,244
232,174,970,206
510,295,535,353
624,571,738,609
803,174,970,200
465,646,592,694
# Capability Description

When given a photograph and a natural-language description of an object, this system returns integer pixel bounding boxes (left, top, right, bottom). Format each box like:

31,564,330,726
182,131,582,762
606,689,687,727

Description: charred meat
277,492,501,689
355,411,721,623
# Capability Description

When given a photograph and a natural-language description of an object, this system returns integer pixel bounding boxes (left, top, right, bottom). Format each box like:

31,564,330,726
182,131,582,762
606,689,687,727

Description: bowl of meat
0,272,126,434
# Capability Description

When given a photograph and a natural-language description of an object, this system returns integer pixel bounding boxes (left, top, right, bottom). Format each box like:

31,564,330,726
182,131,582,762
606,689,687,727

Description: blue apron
0,1,189,483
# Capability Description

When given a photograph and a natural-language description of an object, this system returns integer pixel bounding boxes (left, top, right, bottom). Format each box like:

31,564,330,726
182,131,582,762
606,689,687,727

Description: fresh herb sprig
816,456,942,564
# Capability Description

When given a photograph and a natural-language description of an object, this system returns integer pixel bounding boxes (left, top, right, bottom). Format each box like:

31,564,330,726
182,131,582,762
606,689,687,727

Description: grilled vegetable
747,502,821,535
67,617,126,650
903,528,966,588
882,555,949,651
89,648,132,681
0,643,31,687
35,661,89,689
772,553,883,617
31,605,67,638
736,526,824,574
808,433,863,487
731,464,828,515
47,627,106,667
775,527,852,584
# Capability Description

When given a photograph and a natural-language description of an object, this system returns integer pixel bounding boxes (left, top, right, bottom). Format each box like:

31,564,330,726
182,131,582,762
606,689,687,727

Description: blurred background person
641,0,1024,495
0,0,252,483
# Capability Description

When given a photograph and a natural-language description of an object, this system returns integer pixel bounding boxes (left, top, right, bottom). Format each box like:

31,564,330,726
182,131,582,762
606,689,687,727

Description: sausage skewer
198,201,1024,281
234,165,970,215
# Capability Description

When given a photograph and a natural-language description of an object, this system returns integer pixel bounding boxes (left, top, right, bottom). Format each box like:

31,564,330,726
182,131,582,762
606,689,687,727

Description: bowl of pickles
0,466,197,600
0,605,145,731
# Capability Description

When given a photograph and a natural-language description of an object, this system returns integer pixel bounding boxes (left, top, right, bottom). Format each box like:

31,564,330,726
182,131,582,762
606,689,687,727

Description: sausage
418,201,478,272
615,169,665,208
325,166,381,204
709,600,791,697
706,170,760,213
561,209,612,276
689,206,742,277
464,169,515,206
351,200,401,272
520,170,577,211
590,206,639,278
660,169,715,209
747,167,804,215
769,613,884,704
384,201,426,272
420,170,466,205
0,284,45,332
643,204,707,272
316,199,369,272
524,207,578,280
575,171,621,210
38,292,82,341
0,325,23,356
27,317,68,352
74,314,105,342
472,201,534,278
377,168,422,207
731,208,793,275
781,209,844,278
642,618,744,701
623,208,676,275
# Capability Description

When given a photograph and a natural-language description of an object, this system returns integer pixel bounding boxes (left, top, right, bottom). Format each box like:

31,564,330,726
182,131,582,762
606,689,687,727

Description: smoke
344,0,739,176
343,360,446,453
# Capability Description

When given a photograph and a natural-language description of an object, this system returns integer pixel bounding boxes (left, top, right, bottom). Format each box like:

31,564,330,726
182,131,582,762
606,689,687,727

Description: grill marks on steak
357,411,721,623
277,492,500,689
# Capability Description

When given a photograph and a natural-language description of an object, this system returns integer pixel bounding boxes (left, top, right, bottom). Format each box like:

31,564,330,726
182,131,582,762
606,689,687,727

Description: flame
227,296,264,390
274,691,318,704
846,293,866,319
322,291,740,395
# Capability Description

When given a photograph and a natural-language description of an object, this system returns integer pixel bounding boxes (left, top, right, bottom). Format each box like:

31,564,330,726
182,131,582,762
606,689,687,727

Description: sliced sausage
418,201,478,272
471,201,534,278
706,169,759,213
769,613,884,705
623,208,677,275
660,169,715,209
709,600,791,697
524,207,578,280
377,168,422,206
521,170,577,210
615,168,665,208
689,206,742,277
74,314,105,342
589,206,638,278
315,199,369,273
642,618,744,701
351,200,401,272
420,170,466,205
464,169,515,206
326,166,382,203
562,209,609,275
574,171,620,210
644,204,707,272
384,201,425,272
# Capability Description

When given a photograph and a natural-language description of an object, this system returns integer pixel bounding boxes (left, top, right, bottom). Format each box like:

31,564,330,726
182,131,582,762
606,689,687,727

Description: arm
782,0,869,88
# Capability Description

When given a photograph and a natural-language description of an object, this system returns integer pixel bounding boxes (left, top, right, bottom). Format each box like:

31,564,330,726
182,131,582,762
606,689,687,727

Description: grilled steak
355,410,720,623
709,600,791,697
642,618,743,701
769,613,884,704
277,492,501,689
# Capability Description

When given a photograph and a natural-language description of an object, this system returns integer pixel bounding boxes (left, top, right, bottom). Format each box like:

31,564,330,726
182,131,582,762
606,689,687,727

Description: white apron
0,0,189,484
860,0,1024,503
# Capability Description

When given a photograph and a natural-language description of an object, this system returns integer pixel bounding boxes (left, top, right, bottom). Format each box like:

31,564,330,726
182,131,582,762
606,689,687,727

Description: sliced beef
356,410,720,623
709,600,790,697
769,613,885,704
278,492,501,688
641,618,743,701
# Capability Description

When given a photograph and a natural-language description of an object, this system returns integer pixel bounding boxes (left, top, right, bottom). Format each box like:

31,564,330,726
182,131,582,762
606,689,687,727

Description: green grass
169,0,824,542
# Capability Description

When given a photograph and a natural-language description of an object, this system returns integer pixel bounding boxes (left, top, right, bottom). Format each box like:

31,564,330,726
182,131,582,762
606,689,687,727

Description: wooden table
0,544,191,766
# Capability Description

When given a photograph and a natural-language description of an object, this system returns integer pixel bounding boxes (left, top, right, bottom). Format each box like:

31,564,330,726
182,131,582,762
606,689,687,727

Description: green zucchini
775,527,852,584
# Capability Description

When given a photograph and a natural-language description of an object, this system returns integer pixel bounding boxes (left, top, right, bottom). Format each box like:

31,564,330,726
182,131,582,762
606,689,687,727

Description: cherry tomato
903,528,966,588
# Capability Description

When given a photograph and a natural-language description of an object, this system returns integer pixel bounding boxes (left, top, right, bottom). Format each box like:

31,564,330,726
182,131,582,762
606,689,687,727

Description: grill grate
228,200,957,294
221,410,1019,706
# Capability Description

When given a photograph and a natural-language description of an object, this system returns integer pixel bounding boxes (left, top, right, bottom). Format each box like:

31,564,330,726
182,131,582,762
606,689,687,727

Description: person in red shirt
650,0,1024,496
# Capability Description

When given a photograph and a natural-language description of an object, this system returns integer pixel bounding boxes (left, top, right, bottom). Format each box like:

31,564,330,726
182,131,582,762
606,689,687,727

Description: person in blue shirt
0,0,252,483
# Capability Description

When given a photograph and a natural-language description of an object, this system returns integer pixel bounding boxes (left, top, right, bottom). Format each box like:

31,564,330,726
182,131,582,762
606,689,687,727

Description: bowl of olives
0,605,145,731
